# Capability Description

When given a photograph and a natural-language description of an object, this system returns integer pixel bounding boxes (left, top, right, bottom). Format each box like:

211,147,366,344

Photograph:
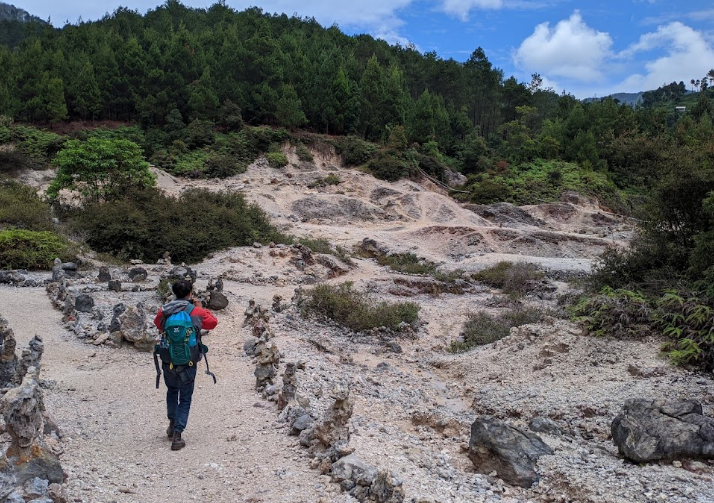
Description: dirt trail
0,285,344,503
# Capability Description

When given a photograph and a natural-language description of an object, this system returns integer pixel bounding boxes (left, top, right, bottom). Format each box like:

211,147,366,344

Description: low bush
0,181,53,231
473,261,544,296
6,125,65,165
450,306,545,352
298,237,333,254
0,229,75,270
266,152,288,169
335,136,378,166
367,150,417,182
296,144,313,162
570,287,653,339
656,290,714,370
64,188,289,263
308,174,341,188
377,253,437,275
300,282,420,332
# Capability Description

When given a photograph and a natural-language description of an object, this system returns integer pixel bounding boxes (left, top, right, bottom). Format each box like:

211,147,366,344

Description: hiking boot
171,431,185,451
166,420,175,438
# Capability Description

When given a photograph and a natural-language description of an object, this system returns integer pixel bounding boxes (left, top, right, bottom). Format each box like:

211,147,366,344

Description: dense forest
3,1,714,367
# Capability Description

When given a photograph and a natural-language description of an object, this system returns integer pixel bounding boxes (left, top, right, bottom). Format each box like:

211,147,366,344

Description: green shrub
298,237,333,254
296,144,314,162
473,261,544,296
65,188,289,263
450,306,545,352
368,150,416,182
377,253,437,275
308,174,341,188
336,136,378,166
571,287,653,339
656,290,714,370
8,125,65,164
266,152,288,169
0,181,53,231
300,282,420,332
0,229,75,270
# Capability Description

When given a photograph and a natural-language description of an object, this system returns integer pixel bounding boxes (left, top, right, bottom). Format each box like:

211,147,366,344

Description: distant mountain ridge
0,2,46,23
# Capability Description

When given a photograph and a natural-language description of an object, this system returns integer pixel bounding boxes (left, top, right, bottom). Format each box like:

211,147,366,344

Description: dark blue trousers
163,365,197,433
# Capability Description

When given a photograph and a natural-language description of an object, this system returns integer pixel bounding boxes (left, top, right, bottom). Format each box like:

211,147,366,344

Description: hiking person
153,280,218,451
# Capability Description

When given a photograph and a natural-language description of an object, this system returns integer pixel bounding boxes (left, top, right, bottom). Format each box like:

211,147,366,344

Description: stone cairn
243,301,280,390
0,315,67,502
243,299,404,503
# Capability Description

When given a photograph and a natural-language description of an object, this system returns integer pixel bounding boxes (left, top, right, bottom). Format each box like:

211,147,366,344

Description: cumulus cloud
617,22,714,91
231,0,414,31
513,11,613,81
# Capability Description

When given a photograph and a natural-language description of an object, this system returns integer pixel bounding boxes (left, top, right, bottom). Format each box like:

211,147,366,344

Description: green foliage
299,282,420,332
65,188,287,263
473,261,544,297
296,144,314,162
461,159,619,207
307,174,341,188
0,229,75,270
367,149,417,182
2,125,65,167
656,291,714,370
0,181,53,231
297,237,333,254
47,138,154,202
335,136,378,166
449,307,545,352
571,287,653,339
266,152,288,169
377,253,437,275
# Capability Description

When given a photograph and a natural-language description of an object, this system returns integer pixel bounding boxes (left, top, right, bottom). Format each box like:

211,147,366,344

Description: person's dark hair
172,280,193,299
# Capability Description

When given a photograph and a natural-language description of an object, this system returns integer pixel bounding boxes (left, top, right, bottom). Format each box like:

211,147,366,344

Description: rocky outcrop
468,417,552,488
611,398,714,462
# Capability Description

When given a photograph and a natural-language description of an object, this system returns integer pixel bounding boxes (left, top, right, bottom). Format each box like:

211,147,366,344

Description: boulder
128,267,147,282
207,291,229,311
611,398,714,462
331,454,377,488
108,280,121,292
115,305,154,350
97,267,111,282
74,295,94,313
468,417,552,488
528,416,563,436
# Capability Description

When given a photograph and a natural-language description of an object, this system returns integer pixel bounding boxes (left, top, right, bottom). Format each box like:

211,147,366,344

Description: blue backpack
153,304,217,388
159,305,197,368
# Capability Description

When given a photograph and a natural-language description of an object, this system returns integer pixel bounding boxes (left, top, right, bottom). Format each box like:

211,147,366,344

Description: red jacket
154,300,218,332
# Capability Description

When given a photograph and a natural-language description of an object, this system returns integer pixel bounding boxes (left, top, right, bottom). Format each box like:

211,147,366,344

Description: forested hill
0,0,548,140
0,0,712,188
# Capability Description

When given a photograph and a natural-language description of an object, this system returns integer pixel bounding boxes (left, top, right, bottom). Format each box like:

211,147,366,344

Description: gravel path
0,285,342,503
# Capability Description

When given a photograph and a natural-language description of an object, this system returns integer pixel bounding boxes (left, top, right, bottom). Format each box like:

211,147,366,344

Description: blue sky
14,0,714,98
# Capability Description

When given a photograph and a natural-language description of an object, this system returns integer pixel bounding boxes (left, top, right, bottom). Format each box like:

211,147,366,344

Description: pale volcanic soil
2,144,713,503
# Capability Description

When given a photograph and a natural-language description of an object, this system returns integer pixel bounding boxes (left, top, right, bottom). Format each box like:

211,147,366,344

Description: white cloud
437,0,503,21
230,0,414,32
617,22,714,91
513,11,613,81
